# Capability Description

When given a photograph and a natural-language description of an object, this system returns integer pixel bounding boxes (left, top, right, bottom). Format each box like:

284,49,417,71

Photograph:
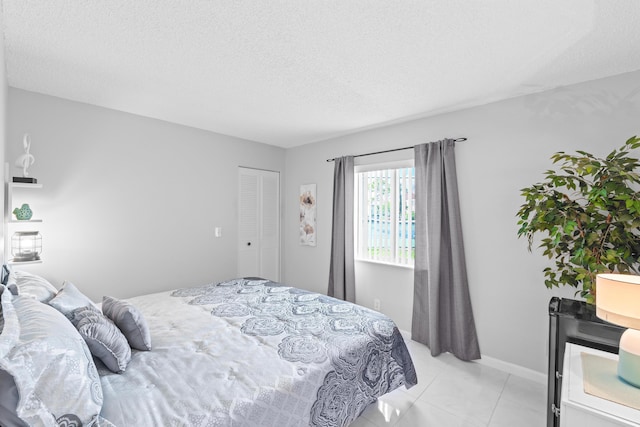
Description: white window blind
356,164,415,266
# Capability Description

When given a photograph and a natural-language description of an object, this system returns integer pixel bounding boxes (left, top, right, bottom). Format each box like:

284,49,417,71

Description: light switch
214,227,222,238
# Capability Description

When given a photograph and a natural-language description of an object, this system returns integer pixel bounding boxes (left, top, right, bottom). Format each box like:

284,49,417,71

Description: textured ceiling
2,1,640,148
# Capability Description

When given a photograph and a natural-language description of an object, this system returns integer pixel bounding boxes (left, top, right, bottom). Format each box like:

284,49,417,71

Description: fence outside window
356,166,415,266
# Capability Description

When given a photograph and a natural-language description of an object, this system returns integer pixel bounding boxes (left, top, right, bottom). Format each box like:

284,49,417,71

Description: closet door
237,167,280,281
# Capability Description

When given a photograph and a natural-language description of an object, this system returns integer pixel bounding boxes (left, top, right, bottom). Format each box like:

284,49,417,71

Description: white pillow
9,270,58,302
7,270,58,303
0,288,104,426
47,281,98,321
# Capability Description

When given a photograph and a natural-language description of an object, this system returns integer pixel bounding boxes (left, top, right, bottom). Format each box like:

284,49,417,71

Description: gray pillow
73,306,132,373
0,287,26,427
47,281,98,321
0,369,28,427
102,296,152,351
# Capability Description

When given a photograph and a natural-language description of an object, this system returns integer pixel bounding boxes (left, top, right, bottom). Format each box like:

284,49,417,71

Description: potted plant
516,136,640,304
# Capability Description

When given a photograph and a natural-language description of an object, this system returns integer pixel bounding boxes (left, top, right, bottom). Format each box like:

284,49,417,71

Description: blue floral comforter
98,278,417,426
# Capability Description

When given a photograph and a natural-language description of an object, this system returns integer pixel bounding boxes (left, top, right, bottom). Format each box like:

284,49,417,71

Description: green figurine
13,203,33,220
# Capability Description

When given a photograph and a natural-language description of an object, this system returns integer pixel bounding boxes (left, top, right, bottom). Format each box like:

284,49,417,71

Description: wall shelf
3,164,44,265
10,183,42,190
6,259,42,266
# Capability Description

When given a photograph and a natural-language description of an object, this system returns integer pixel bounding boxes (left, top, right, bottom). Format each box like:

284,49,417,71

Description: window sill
355,258,414,270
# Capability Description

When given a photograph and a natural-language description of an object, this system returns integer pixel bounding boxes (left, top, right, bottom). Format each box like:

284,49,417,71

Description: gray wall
0,16,6,261
283,70,640,376
5,69,640,378
6,89,285,301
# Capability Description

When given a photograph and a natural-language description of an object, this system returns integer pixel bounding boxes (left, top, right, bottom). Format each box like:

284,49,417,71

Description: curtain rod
325,137,467,162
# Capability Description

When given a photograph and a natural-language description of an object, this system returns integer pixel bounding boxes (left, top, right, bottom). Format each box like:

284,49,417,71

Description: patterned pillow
48,281,98,322
73,306,132,373
0,287,104,426
7,269,58,303
102,296,152,351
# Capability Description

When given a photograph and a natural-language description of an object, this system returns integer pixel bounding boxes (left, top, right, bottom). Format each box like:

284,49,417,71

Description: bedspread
98,278,417,426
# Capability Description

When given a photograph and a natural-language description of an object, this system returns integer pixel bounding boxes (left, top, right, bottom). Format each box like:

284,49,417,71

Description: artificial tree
517,136,640,304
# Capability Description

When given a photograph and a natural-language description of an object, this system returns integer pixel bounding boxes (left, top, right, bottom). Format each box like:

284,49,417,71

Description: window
355,161,415,266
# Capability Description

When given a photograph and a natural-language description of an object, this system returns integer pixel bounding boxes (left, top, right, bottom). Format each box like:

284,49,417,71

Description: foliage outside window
516,136,640,303
356,165,415,266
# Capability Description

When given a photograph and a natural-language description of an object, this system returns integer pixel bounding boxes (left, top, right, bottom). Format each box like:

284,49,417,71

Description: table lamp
596,273,640,388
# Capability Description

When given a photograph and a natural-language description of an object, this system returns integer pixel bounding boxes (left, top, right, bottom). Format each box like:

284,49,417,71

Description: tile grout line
486,373,510,426
390,400,416,427
360,387,415,427
391,371,443,427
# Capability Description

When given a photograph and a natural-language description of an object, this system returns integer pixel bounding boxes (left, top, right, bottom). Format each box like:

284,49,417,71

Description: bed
0,272,417,427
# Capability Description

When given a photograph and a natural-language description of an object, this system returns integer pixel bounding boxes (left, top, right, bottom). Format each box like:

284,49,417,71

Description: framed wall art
299,184,316,246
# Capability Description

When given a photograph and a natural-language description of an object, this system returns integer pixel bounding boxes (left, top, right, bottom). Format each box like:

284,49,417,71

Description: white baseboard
399,329,547,385
476,354,547,385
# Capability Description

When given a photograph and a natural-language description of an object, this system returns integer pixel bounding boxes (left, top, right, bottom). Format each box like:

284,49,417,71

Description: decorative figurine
13,203,33,221
15,133,35,177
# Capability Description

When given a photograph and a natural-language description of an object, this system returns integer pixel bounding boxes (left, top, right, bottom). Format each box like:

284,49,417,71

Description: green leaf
516,136,640,303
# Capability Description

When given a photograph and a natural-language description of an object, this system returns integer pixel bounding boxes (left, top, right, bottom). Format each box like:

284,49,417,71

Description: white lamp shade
596,273,640,330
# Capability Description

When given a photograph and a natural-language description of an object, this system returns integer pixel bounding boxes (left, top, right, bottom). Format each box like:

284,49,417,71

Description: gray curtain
412,139,480,361
328,156,355,303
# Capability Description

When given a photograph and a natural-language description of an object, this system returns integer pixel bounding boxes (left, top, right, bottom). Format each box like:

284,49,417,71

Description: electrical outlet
373,299,381,311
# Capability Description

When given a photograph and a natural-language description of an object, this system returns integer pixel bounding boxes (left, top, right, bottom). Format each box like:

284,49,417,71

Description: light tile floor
350,338,546,427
